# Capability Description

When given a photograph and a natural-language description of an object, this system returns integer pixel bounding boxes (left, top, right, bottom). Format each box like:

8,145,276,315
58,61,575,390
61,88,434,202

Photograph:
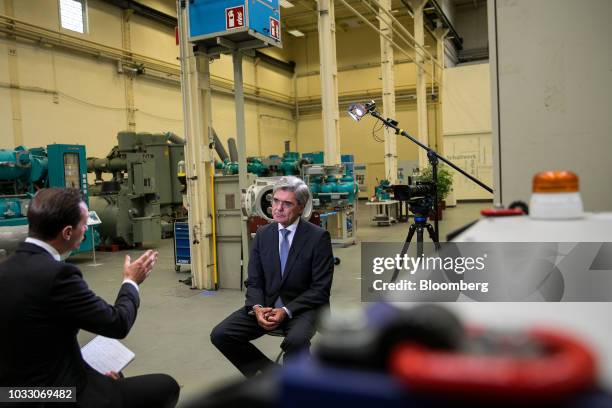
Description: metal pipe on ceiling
363,0,443,70
399,0,463,50
335,0,435,80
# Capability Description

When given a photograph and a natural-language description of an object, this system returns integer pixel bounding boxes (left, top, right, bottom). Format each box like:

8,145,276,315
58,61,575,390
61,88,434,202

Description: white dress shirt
25,237,61,261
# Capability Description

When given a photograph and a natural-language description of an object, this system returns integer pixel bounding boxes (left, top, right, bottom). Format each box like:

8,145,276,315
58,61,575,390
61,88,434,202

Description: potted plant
417,164,454,220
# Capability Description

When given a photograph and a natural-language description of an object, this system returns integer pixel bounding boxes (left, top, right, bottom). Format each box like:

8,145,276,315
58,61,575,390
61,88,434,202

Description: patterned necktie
280,229,291,276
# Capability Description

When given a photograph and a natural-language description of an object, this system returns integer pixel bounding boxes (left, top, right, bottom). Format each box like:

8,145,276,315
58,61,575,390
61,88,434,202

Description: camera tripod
390,208,441,283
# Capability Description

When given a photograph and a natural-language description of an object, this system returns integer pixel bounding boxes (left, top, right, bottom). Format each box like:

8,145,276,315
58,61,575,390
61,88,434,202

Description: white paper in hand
81,336,135,374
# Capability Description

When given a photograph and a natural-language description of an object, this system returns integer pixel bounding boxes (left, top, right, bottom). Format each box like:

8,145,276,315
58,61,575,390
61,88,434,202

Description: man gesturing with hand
211,177,334,377
0,188,179,407
124,250,158,284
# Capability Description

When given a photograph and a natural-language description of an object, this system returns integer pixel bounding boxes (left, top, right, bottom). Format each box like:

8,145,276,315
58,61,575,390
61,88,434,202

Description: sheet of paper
81,336,135,374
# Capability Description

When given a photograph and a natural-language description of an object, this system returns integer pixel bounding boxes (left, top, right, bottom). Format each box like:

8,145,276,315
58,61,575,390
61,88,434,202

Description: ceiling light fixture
288,29,305,37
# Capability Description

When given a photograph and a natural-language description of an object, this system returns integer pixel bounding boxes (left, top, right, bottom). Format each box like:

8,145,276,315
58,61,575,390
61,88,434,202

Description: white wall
443,63,493,200
489,0,612,211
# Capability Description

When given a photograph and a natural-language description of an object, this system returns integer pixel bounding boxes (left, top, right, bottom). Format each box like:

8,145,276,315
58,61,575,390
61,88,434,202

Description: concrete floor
71,200,489,405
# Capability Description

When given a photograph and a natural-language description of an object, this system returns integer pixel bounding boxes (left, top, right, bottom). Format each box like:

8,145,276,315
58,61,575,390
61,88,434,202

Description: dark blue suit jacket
0,242,139,405
245,218,334,320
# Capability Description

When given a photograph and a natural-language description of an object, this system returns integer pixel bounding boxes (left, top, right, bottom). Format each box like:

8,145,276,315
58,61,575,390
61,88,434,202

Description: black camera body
392,182,436,218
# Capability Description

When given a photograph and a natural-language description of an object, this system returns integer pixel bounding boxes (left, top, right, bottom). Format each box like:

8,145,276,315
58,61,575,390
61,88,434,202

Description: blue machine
188,0,281,48
173,221,190,272
0,144,96,254
341,154,355,176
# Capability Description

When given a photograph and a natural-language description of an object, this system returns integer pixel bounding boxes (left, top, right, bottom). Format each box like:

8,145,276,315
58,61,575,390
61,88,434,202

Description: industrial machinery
87,131,186,247
0,144,96,255
216,139,313,178
301,164,357,247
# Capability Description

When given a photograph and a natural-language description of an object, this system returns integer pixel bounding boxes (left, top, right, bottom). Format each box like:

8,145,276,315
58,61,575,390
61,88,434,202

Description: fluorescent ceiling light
280,0,294,8
288,29,305,37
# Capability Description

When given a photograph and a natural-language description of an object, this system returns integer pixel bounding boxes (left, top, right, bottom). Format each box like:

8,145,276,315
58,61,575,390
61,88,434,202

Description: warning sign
270,17,280,40
226,6,245,30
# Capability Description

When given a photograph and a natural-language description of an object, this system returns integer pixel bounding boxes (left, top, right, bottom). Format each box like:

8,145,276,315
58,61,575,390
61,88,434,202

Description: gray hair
273,176,310,207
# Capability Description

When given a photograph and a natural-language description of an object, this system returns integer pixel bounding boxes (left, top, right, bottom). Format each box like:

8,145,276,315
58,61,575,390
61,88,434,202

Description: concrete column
408,0,429,170
177,2,215,289
232,51,250,273
121,9,136,131
434,27,449,154
379,0,397,183
5,0,23,146
317,0,340,165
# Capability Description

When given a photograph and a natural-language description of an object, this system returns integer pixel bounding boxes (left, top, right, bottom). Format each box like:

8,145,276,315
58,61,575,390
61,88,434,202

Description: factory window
59,0,88,34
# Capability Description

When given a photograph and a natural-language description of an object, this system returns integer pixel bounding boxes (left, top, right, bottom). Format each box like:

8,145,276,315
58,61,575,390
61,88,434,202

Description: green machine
0,144,97,255
87,131,186,246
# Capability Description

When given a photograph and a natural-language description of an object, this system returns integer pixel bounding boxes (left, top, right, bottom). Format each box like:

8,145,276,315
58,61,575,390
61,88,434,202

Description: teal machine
0,144,96,254
215,138,310,178
302,153,358,205
301,155,358,247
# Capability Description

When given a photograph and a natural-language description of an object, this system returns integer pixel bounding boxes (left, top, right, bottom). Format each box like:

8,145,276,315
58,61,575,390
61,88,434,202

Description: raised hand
123,250,159,285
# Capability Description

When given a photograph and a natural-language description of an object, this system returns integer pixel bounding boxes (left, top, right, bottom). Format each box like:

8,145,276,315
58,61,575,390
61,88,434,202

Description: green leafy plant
418,164,454,202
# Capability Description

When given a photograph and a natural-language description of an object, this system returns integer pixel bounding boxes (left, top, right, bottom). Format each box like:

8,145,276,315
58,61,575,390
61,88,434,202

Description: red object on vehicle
389,328,596,404
481,207,524,217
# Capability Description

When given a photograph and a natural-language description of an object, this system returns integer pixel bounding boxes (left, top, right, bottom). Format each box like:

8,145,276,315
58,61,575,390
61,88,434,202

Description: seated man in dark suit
211,176,334,377
0,188,180,407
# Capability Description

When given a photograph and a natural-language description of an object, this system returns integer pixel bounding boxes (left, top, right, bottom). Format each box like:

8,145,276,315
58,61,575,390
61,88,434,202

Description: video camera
391,182,436,218
391,182,435,201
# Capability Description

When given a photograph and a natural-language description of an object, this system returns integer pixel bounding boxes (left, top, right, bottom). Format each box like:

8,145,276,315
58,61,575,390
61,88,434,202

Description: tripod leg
426,224,441,250
398,224,417,258
416,227,424,258
390,224,417,282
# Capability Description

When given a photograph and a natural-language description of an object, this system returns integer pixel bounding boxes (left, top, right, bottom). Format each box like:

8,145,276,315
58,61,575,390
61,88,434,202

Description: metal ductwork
227,138,239,162
212,128,229,162
164,132,185,145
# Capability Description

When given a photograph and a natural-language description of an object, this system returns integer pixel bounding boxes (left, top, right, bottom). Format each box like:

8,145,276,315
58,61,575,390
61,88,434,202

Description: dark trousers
116,374,180,408
78,368,180,408
210,308,317,377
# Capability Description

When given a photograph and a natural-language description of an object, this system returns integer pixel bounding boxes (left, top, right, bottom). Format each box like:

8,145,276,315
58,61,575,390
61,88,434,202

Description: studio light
347,100,375,122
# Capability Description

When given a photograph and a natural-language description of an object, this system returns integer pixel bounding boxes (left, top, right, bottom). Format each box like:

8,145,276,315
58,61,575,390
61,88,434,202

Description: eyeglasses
272,198,296,210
